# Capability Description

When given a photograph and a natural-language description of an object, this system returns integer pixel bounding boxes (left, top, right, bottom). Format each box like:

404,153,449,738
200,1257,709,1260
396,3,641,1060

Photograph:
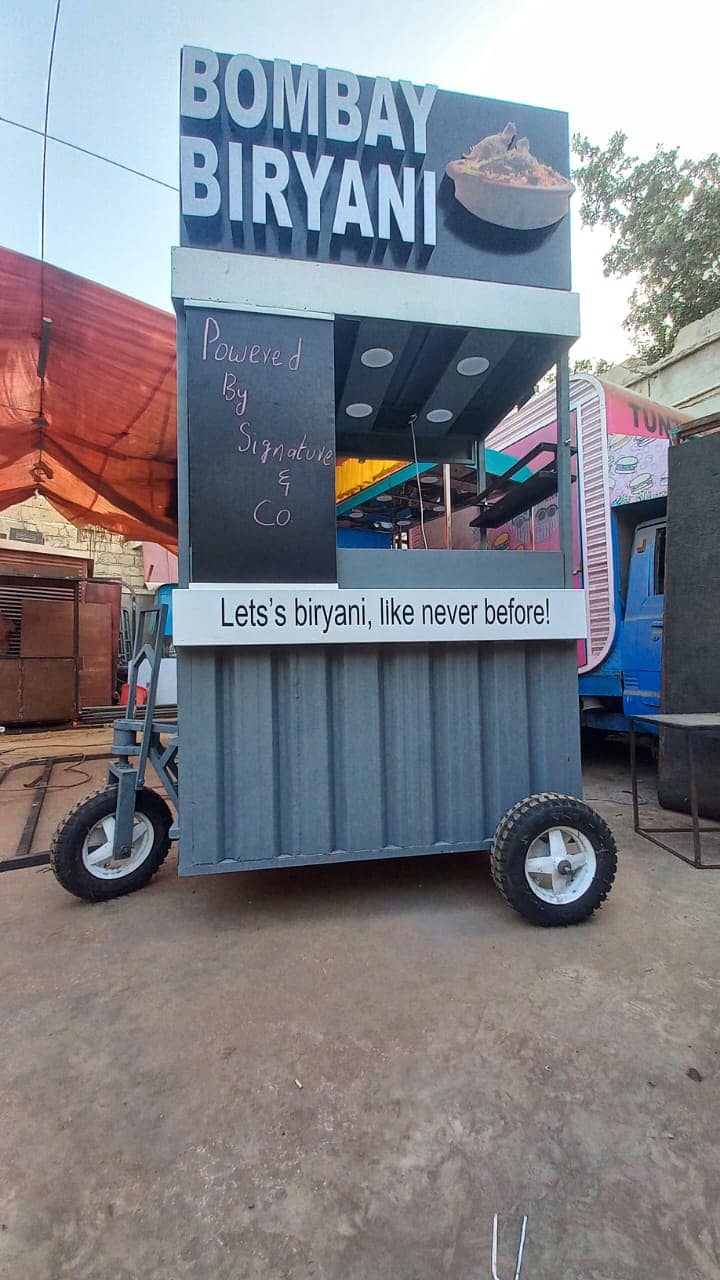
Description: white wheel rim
524,826,597,905
81,812,154,880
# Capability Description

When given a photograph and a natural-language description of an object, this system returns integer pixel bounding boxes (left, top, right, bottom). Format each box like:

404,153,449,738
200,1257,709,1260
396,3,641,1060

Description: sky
2,0,716,363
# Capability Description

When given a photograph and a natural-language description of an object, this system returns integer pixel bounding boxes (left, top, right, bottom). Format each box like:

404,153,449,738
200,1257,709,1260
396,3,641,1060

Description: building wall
0,494,146,590
606,308,720,417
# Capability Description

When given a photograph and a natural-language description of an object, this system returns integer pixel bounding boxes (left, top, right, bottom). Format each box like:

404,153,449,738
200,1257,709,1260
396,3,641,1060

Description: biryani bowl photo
446,121,575,232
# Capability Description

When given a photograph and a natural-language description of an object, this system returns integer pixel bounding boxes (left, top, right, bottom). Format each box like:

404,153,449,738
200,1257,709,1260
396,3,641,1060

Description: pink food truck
417,376,690,734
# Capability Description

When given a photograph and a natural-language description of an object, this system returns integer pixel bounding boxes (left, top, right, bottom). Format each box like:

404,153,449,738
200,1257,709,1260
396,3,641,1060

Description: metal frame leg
555,351,574,589
630,723,640,832
631,721,720,870
688,734,702,868
106,602,177,858
110,766,141,860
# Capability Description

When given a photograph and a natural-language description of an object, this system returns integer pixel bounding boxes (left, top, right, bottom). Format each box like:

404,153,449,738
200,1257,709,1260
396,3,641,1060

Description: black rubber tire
490,792,617,927
50,785,172,903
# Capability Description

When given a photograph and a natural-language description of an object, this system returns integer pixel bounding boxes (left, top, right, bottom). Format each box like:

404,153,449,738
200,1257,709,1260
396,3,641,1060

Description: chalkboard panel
186,308,337,583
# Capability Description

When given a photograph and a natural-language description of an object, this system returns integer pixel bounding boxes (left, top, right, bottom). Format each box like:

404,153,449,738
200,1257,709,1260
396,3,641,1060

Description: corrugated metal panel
0,577,80,722
0,549,90,579
21,600,75,657
177,640,581,874
20,658,76,721
0,577,76,659
78,602,114,706
574,389,615,672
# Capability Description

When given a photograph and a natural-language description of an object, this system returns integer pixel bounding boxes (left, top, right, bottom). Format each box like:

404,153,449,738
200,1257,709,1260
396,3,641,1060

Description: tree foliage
571,356,611,376
535,357,609,393
572,132,720,362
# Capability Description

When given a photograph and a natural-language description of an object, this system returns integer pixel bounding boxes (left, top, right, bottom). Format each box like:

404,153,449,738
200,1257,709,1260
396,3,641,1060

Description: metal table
630,713,720,869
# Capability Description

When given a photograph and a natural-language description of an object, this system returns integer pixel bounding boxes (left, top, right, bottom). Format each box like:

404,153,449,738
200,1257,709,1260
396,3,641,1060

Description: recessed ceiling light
420,475,441,486
361,347,394,368
426,408,453,424
457,356,490,377
396,518,412,528
432,504,445,513
373,520,393,530
348,510,365,519
345,402,373,418
375,493,393,503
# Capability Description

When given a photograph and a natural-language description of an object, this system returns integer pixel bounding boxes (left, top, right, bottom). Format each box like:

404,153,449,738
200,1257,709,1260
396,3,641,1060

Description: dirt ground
1,730,719,1280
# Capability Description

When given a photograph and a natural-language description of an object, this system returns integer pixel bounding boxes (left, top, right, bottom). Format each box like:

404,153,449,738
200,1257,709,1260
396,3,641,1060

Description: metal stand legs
630,720,720,869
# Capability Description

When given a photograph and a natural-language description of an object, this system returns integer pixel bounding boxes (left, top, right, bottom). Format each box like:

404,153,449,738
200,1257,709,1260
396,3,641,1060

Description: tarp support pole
556,351,573,588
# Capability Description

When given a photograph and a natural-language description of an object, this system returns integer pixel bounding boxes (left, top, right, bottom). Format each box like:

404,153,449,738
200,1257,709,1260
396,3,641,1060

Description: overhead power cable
0,113,179,194
35,0,64,446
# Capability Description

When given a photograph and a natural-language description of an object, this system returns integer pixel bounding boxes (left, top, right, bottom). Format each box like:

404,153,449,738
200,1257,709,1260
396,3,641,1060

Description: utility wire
40,1,62,276
1,114,179,193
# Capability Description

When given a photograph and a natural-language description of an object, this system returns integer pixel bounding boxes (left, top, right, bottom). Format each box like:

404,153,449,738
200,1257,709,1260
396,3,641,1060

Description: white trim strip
172,247,580,340
185,580,339,591
183,298,334,321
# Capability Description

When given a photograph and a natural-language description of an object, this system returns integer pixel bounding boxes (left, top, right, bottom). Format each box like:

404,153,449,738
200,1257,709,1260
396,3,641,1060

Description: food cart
51,48,617,925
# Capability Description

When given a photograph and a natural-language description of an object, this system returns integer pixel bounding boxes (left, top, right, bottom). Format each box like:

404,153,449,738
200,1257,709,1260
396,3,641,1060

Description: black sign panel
186,309,337,584
179,49,572,291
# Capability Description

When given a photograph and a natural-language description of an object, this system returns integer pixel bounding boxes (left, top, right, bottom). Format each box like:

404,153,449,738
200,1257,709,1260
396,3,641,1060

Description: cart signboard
179,48,573,290
173,585,587,646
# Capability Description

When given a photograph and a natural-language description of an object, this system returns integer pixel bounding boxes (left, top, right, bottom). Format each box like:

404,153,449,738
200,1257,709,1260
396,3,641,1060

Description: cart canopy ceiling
0,247,179,549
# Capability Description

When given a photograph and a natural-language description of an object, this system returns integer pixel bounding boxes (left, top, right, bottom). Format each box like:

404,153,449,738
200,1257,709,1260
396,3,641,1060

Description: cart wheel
50,786,173,903
490,793,617,927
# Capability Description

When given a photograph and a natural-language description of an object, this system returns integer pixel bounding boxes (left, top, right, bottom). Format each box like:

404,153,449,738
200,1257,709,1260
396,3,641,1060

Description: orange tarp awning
335,456,408,503
0,247,178,549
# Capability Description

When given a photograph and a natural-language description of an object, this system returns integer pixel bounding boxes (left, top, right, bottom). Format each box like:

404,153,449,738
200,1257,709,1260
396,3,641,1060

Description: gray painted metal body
177,551,582,876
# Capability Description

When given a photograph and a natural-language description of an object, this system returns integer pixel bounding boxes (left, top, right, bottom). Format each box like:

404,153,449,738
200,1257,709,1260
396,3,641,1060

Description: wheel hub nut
556,858,573,876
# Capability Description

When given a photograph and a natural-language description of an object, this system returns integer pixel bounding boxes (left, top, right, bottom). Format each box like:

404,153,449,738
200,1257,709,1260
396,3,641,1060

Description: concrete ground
1,731,719,1280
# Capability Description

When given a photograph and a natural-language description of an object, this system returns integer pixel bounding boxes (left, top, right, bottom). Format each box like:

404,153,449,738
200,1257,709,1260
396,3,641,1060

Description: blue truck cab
580,503,666,734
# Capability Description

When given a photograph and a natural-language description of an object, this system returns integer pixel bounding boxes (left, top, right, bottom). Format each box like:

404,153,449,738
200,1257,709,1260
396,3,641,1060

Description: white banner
173,587,587,646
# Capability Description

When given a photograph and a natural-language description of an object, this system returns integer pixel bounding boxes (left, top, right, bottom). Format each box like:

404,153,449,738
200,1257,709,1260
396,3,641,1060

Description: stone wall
606,308,720,417
0,494,146,589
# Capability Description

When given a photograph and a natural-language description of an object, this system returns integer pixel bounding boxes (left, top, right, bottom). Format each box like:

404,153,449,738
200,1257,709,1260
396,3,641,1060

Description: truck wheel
51,786,172,903
490,793,617,927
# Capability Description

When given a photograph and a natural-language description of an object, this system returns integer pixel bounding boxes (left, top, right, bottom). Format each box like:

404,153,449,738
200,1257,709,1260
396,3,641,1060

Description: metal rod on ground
0,752,114,873
556,350,574,588
16,759,53,861
491,1213,528,1280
